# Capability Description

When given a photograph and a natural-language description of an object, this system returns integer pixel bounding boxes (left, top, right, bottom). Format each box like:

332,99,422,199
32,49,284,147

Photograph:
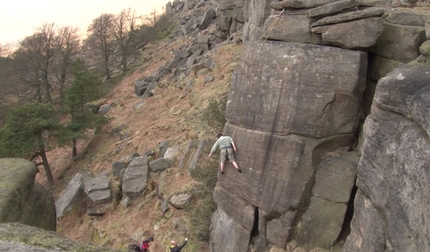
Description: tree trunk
42,71,52,103
72,138,77,157
35,84,43,102
59,72,67,108
40,148,55,187
104,55,111,80
122,57,127,72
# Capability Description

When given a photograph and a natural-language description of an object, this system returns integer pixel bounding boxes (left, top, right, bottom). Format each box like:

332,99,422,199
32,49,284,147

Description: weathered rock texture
55,173,90,218
122,156,149,197
212,0,246,35
210,0,430,251
0,222,121,251
0,158,56,231
210,40,365,251
345,64,430,252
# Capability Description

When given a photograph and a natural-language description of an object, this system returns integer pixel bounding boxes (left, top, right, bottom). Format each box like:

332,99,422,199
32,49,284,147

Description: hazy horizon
0,0,171,45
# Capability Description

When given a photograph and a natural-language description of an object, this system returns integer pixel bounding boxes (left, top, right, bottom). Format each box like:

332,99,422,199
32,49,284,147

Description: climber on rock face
132,236,154,252
208,133,241,174
170,238,188,252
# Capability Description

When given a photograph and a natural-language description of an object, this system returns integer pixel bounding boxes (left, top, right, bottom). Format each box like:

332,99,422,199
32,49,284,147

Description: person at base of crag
133,236,154,252
208,133,241,174
170,238,188,252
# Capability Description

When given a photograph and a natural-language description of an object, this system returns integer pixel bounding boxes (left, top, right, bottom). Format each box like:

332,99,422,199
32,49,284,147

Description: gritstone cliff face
209,0,430,251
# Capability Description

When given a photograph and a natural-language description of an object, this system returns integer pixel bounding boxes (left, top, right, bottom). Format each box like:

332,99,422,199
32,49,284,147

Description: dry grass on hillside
35,37,243,251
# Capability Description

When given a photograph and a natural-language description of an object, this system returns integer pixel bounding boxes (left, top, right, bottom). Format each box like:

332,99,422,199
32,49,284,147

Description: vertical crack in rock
319,94,336,120
336,183,357,244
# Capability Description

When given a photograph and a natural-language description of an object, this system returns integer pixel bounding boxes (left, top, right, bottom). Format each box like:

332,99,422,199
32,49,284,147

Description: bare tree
87,13,115,79
0,44,12,57
0,25,80,124
141,9,159,42
140,9,173,43
0,44,13,94
35,23,57,103
53,26,81,107
11,23,58,103
154,11,173,35
12,36,47,103
0,45,14,124
113,8,140,72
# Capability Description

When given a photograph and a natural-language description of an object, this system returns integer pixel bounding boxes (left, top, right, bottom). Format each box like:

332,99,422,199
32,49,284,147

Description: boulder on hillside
169,193,192,209
166,2,173,15
197,34,210,50
0,158,56,231
164,142,192,166
97,104,111,115
134,80,157,97
84,173,111,205
178,138,213,171
149,158,170,172
199,8,217,30
112,161,126,177
217,15,233,32
157,140,170,158
125,152,140,165
172,0,185,11
0,222,121,252
182,19,195,35
186,0,198,9
56,173,95,219
122,156,149,197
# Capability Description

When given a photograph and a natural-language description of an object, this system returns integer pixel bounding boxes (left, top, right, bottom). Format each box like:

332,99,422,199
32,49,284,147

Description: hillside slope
37,33,242,251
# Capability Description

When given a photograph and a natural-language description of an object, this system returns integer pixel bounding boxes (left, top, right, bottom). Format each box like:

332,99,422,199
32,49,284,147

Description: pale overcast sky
0,0,171,45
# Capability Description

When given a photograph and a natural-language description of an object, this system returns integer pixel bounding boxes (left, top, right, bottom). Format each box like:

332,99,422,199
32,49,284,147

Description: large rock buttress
226,41,366,137
210,41,366,251
345,65,430,252
0,158,56,231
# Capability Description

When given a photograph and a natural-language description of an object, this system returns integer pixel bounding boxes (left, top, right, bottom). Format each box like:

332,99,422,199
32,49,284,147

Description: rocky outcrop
212,39,364,251
0,222,120,252
368,8,427,85
55,135,213,218
56,172,113,218
210,0,430,251
256,1,386,49
212,0,246,35
345,64,430,252
0,158,56,231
